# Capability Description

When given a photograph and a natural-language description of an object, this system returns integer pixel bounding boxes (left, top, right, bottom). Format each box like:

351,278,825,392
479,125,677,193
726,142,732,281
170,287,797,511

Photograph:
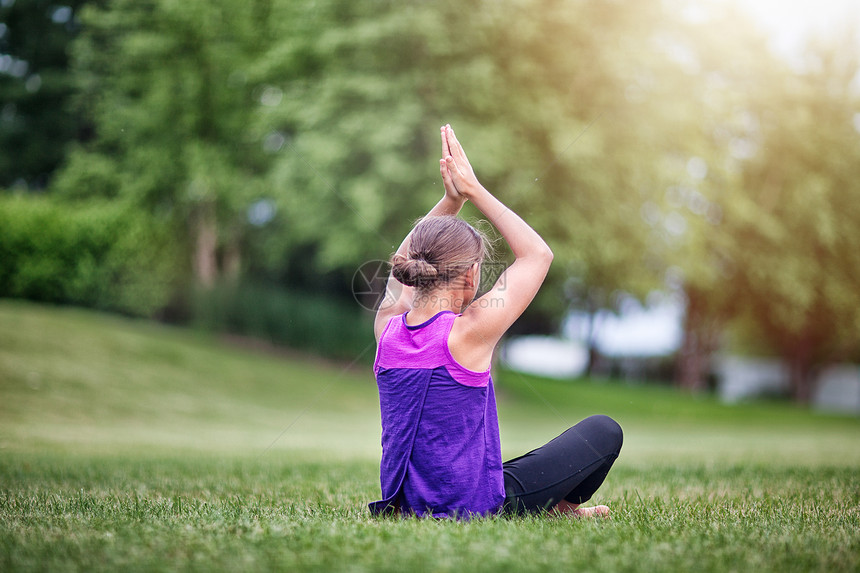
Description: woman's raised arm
442,125,553,352
372,127,469,341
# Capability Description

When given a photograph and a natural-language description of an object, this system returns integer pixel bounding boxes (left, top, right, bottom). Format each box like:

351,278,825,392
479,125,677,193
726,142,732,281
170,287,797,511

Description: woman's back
371,310,504,518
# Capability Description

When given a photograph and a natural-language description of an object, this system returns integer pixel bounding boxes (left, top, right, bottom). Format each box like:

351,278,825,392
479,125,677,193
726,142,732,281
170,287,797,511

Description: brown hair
391,216,489,291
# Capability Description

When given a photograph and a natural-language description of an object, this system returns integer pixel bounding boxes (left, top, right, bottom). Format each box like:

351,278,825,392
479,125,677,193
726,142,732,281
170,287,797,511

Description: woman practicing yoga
370,125,622,519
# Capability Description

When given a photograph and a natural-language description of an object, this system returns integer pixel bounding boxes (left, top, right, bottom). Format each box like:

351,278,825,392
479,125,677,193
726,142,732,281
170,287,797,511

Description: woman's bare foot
551,500,611,518
570,505,610,518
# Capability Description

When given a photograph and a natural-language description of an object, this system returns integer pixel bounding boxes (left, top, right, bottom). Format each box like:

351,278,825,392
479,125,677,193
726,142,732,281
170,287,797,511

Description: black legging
502,414,623,515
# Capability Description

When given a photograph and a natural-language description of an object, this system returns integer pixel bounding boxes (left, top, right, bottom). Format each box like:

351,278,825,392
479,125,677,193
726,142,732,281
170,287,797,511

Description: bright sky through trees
722,0,860,59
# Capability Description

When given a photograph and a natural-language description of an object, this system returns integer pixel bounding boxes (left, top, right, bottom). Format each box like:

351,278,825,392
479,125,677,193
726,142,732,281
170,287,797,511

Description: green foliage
190,281,374,361
256,0,674,324
653,14,860,393
3,0,858,391
0,0,90,189
61,0,277,285
0,195,180,315
255,1,445,271
727,38,860,366
51,147,122,200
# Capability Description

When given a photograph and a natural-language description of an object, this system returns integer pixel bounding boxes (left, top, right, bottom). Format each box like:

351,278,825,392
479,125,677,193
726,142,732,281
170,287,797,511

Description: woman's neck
407,288,467,323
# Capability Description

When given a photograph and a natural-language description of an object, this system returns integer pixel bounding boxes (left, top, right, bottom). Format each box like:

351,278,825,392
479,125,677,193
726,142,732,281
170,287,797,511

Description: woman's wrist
457,181,486,201
430,194,466,217
460,183,495,208
445,192,467,205
441,194,466,211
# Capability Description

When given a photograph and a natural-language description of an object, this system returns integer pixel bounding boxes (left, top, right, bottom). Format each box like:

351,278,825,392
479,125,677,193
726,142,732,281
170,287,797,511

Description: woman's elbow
519,242,553,268
541,244,554,265
532,244,553,273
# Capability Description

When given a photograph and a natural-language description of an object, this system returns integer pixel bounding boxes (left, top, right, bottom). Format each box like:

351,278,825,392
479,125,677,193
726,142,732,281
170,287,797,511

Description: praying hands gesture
439,124,482,202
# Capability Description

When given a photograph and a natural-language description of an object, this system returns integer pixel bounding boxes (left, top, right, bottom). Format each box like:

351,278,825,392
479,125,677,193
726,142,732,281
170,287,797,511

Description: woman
370,125,622,519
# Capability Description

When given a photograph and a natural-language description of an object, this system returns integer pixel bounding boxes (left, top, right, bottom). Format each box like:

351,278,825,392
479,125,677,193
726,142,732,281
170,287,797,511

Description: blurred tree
54,0,276,287
256,0,676,340
0,0,90,189
472,0,674,339
252,0,462,290
637,3,786,391
651,4,860,400
0,195,181,315
724,32,860,402
50,0,691,330
41,0,859,393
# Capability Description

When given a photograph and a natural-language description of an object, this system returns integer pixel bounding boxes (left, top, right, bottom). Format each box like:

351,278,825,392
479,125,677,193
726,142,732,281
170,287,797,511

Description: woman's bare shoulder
448,312,496,373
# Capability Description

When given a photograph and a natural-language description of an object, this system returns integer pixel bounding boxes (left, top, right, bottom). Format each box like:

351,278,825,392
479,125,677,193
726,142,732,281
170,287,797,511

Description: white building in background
502,293,683,379
714,356,860,414
563,294,684,358
502,336,589,379
502,293,860,414
715,356,788,402
814,365,860,414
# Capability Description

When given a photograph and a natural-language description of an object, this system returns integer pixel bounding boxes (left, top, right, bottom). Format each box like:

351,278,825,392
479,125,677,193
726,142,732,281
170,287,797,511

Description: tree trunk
192,201,218,288
584,344,600,378
786,343,815,404
676,329,709,391
676,291,720,392
583,306,599,378
223,235,242,281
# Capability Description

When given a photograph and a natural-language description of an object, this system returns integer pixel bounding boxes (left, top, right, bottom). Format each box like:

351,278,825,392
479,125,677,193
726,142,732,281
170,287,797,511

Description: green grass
1,299,859,572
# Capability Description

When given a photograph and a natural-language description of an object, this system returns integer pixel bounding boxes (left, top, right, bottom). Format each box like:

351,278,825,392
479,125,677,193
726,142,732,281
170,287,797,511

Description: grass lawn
1,300,858,572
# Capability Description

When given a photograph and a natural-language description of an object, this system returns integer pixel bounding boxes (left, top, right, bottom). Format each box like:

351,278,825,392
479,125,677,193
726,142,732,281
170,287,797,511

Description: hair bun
392,256,439,287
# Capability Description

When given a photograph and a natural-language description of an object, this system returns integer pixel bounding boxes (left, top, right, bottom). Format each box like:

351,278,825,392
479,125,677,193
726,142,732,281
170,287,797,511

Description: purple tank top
369,310,505,519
